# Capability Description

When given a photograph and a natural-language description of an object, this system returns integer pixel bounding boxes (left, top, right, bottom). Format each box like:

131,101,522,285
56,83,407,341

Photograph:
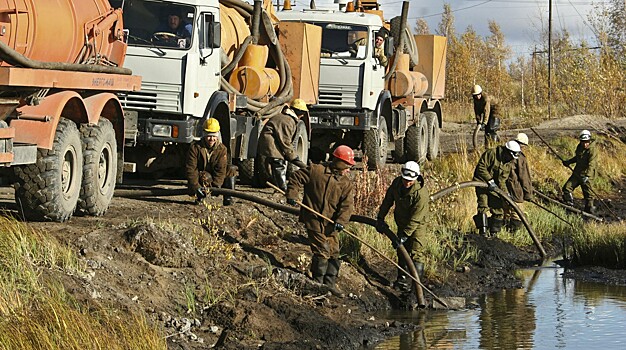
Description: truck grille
318,85,359,107
118,83,181,112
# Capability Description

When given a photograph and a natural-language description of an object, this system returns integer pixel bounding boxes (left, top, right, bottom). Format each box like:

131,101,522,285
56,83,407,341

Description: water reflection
374,265,626,350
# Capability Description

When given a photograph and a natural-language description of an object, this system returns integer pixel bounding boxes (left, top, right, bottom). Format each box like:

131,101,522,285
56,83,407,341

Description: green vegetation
0,216,165,350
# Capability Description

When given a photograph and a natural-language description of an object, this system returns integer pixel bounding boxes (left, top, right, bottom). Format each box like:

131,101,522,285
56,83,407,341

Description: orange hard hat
332,145,355,166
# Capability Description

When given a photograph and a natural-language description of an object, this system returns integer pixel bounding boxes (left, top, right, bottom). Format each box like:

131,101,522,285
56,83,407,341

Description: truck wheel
14,118,83,222
425,111,440,160
77,118,117,216
238,158,256,186
393,136,405,163
363,117,388,169
404,113,427,163
288,121,309,176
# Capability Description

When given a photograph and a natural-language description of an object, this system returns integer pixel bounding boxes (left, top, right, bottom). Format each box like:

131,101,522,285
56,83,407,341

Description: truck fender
84,93,124,149
374,90,393,139
201,91,232,140
12,91,88,150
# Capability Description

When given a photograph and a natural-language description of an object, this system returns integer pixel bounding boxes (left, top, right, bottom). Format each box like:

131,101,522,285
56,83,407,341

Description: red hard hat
332,145,355,166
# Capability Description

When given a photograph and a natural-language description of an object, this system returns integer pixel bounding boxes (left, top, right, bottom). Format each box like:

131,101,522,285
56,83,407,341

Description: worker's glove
291,158,307,169
196,188,207,201
581,176,589,184
286,198,298,207
334,223,344,232
392,234,408,249
487,179,498,192
375,218,389,233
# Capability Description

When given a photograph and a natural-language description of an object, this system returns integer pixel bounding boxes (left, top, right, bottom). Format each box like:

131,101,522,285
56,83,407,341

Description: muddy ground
1,116,625,349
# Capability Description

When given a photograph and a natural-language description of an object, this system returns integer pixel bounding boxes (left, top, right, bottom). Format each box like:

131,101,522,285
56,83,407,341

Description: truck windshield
109,0,194,50
314,23,369,60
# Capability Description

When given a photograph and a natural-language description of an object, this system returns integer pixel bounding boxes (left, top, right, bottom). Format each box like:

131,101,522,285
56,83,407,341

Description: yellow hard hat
203,118,220,133
291,99,308,112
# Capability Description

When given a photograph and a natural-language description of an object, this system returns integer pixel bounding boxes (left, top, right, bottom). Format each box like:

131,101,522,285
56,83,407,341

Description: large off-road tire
287,120,309,176
425,111,440,160
363,117,388,169
404,113,428,163
77,118,117,216
393,136,405,163
238,158,256,186
14,118,83,222
389,16,419,68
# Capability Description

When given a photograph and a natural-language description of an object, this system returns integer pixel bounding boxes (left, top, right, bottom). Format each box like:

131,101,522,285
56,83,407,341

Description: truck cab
111,0,258,175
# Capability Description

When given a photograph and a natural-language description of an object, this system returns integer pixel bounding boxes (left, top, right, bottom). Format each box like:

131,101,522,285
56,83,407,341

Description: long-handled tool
530,127,620,221
529,199,574,227
267,182,449,308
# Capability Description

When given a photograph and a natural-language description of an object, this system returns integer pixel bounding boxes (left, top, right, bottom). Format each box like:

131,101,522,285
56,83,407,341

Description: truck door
195,10,221,109
368,29,385,103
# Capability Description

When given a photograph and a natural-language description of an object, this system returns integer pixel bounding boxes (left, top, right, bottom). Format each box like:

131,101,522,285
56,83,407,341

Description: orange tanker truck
0,0,141,222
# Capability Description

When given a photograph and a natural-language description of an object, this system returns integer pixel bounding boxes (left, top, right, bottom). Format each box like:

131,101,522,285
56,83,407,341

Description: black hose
0,41,132,75
533,190,603,222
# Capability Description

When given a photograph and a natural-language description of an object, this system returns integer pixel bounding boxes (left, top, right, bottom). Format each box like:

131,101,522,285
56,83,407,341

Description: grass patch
0,215,165,349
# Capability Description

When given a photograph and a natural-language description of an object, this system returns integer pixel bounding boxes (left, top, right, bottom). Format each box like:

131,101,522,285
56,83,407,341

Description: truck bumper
136,118,196,144
309,109,376,131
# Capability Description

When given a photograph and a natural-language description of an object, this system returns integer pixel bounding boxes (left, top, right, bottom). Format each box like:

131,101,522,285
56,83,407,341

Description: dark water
375,264,626,349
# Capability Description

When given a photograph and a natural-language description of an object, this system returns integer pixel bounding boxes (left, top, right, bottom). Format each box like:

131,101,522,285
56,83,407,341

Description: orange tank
0,0,126,65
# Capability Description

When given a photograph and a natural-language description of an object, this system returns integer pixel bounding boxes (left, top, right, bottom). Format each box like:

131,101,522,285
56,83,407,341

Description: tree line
415,0,626,120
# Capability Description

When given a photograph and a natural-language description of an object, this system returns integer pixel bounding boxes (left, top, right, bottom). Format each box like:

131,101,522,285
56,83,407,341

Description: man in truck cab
348,29,388,66
258,99,308,192
186,118,237,206
153,10,192,48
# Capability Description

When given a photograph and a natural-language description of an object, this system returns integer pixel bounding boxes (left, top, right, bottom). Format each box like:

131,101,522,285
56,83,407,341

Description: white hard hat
401,161,420,181
505,140,521,159
472,84,482,95
515,132,529,145
579,129,591,141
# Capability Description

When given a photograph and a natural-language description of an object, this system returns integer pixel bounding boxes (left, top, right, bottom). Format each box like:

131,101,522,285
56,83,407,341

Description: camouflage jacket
257,108,298,161
377,176,430,237
186,139,228,192
473,145,513,187
564,140,598,179
286,163,354,233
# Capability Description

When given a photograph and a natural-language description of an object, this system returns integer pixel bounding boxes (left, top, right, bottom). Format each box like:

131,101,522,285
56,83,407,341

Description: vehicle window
109,0,195,50
314,23,369,60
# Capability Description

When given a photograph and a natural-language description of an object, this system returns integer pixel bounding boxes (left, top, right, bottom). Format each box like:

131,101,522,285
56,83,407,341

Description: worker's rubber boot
270,158,288,192
310,256,328,284
584,199,597,215
324,259,345,298
473,213,489,236
507,219,523,232
489,217,504,237
563,192,574,206
222,176,236,206
393,262,411,292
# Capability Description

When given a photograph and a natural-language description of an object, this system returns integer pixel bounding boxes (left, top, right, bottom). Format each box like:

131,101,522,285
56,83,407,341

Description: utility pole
548,0,553,119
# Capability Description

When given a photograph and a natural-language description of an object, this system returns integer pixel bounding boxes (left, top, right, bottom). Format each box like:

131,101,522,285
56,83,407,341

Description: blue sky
287,0,605,57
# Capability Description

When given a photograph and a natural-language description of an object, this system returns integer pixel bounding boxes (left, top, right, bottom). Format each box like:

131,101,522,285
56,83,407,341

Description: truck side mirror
384,37,394,57
201,13,221,50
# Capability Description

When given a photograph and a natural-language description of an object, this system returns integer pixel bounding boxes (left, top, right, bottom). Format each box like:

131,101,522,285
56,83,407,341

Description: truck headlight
152,124,172,137
339,116,355,126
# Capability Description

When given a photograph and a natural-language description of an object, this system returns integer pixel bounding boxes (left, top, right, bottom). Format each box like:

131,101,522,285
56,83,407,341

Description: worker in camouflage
258,99,308,191
186,118,237,205
473,140,520,236
376,161,430,292
285,145,355,297
504,133,534,231
562,129,598,214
